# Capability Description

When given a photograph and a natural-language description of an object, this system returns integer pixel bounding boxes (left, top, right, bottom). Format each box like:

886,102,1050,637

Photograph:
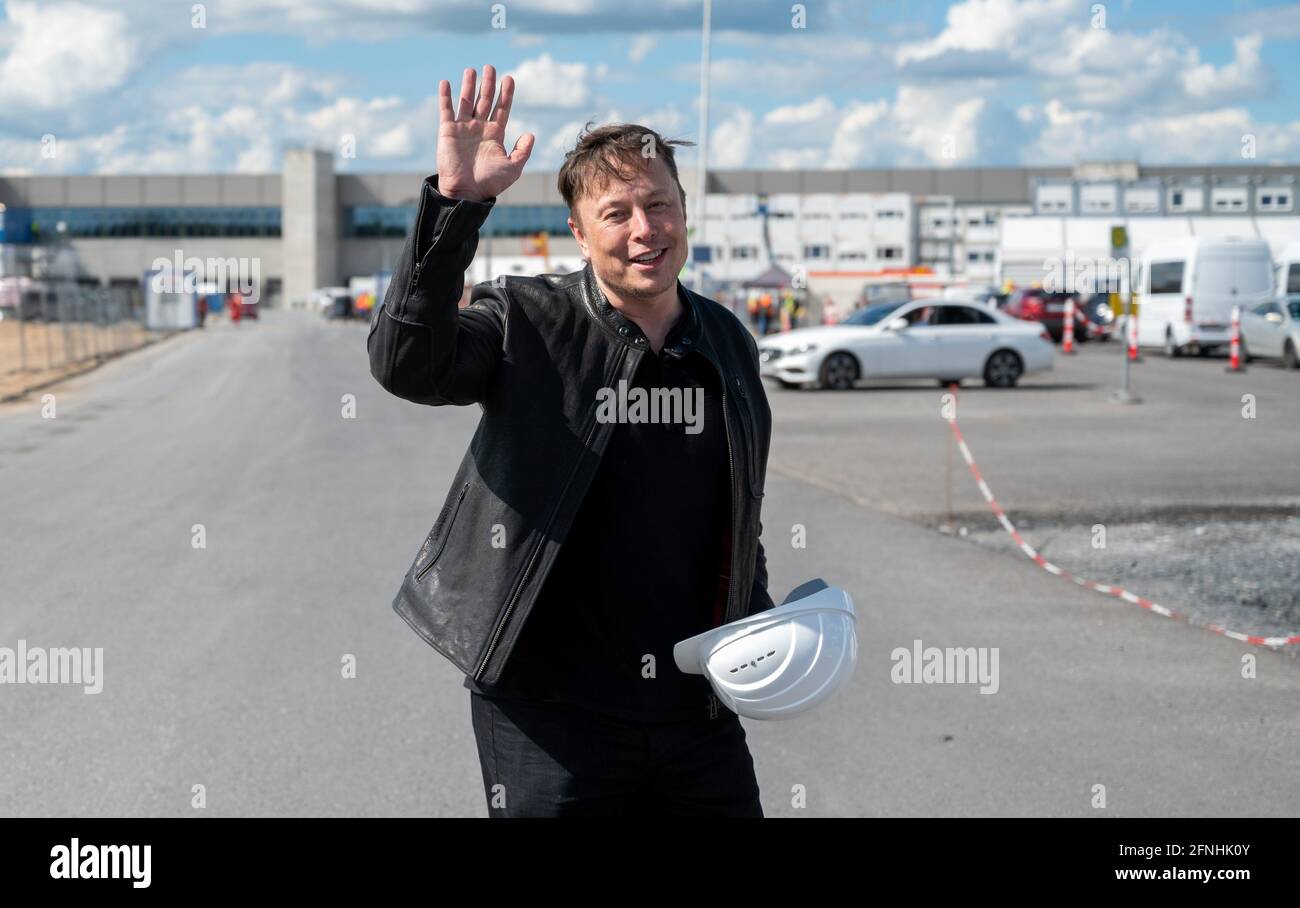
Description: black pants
470,692,764,818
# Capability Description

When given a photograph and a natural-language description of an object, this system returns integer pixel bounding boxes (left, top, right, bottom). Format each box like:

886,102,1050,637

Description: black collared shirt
463,307,731,722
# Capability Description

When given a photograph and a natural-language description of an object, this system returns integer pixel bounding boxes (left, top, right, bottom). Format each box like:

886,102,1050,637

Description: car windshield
842,302,905,326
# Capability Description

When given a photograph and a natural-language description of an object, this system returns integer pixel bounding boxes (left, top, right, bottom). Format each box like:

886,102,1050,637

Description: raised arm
367,65,535,406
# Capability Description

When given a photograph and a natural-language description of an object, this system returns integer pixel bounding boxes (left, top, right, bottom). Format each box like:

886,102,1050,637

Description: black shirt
463,314,731,722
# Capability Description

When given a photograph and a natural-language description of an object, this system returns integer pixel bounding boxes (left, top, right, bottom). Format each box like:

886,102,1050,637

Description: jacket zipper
720,365,739,626
409,184,430,292
415,481,469,581
474,344,633,680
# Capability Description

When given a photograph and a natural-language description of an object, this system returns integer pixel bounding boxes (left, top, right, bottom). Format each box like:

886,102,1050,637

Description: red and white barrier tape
944,405,1300,648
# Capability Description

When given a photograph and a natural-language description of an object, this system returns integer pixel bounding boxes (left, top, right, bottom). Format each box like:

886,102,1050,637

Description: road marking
944,393,1300,649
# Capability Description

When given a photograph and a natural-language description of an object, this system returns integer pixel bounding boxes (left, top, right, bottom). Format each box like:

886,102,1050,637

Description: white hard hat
673,579,857,720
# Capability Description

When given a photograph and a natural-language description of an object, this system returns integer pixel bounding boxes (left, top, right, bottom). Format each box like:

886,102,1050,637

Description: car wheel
983,349,1023,388
1285,340,1299,370
1164,329,1182,358
819,352,860,390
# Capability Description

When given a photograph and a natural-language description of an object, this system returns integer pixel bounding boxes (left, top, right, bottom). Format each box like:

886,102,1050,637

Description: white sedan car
1240,297,1300,369
758,299,1055,390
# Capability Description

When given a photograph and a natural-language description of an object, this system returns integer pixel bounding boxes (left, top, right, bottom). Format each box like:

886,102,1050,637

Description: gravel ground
937,510,1300,654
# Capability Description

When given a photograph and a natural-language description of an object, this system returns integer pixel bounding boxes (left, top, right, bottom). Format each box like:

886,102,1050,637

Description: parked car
758,299,1054,390
325,291,354,320
943,284,1002,310
311,286,352,316
1239,297,1300,369
1004,288,1103,342
1136,236,1274,357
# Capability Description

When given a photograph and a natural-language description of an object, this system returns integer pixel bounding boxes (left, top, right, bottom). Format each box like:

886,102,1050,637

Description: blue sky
1,0,1298,175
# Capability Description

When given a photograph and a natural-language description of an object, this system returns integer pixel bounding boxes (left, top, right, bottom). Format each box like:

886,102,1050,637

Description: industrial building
2,151,1298,313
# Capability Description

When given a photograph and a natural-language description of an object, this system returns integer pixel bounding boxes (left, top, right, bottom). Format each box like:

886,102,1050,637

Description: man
368,65,774,817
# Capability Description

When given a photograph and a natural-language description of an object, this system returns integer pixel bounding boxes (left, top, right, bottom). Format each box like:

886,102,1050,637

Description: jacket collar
580,260,704,360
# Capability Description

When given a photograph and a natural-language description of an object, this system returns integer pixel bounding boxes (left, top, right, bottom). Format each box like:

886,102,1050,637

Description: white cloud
0,1,140,111
0,0,1293,174
1028,103,1300,164
897,0,1273,118
628,35,657,63
512,53,595,109
371,122,417,158
764,97,836,127
897,0,1082,66
1182,34,1269,106
709,108,754,168
824,99,893,167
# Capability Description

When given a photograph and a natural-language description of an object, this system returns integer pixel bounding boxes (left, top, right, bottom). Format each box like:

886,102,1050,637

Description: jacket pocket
415,481,470,581
730,374,765,499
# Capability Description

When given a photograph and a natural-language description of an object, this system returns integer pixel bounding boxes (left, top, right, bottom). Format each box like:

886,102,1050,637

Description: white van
1136,237,1275,356
1275,240,1300,303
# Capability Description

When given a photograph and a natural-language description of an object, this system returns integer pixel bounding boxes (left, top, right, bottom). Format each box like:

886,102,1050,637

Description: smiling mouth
629,248,667,268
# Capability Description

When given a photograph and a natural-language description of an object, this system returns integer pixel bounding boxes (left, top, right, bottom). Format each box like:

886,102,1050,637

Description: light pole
692,0,712,293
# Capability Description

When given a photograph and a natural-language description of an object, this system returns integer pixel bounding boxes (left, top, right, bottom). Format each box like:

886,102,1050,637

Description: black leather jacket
367,174,775,686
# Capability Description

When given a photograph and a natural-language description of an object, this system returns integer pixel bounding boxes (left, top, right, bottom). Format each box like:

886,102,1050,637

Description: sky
0,0,1298,176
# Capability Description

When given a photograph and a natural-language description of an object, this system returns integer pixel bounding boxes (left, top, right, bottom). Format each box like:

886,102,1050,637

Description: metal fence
1,280,147,377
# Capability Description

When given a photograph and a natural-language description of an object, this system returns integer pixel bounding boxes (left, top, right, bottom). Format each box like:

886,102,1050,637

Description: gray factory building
1,150,1297,307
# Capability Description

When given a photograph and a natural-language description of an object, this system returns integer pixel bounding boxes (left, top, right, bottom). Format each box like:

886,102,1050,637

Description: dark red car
1003,289,1106,343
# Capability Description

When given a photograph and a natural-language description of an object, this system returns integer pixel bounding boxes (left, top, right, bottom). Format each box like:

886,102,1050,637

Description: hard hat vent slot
728,650,778,673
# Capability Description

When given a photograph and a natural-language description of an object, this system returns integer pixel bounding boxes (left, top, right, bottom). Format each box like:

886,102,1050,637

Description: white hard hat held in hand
673,579,857,720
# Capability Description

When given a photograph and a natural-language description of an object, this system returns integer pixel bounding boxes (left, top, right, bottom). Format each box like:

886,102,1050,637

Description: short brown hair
557,122,694,222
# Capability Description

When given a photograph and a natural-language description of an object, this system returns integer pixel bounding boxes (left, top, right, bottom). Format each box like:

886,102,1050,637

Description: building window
1080,187,1117,214
803,244,830,259
1124,189,1159,214
1036,186,1074,214
24,206,282,239
876,246,903,260
731,245,759,259
1211,188,1247,211
1258,189,1293,212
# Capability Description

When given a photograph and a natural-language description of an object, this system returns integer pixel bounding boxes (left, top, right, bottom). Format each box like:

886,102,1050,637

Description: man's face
568,154,688,303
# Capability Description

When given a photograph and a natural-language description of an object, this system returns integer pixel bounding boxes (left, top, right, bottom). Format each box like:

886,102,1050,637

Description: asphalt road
766,338,1300,522
1,310,1296,817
